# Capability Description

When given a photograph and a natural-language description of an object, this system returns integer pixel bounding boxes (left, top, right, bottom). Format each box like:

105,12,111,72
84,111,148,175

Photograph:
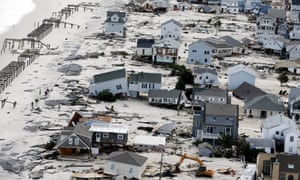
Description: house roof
189,39,211,49
232,82,266,100
55,124,92,149
198,5,217,13
204,37,233,49
193,88,228,98
92,69,126,84
257,14,276,22
221,36,243,47
205,103,238,117
105,11,126,23
106,151,148,166
134,135,166,146
160,19,183,28
148,89,182,99
292,0,300,5
246,138,275,149
137,39,155,48
227,64,256,77
193,67,217,75
262,114,294,129
245,94,285,111
268,8,286,19
89,123,128,134
277,154,300,173
154,122,175,135
289,87,300,102
129,72,161,83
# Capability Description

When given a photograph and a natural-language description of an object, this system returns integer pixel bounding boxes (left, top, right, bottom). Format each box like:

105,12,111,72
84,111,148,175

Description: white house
227,64,256,90
187,40,212,65
263,36,287,55
152,41,178,64
160,19,182,47
136,39,155,57
291,0,300,23
134,135,166,151
288,87,300,122
104,11,126,36
221,0,239,14
193,67,219,88
89,68,128,96
193,88,229,104
255,14,276,44
289,23,300,40
128,72,161,97
287,41,300,60
261,114,299,154
104,151,148,179
148,89,187,106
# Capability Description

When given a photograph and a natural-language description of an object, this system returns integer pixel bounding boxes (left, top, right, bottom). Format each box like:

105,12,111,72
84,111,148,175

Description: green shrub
44,140,56,150
96,89,116,102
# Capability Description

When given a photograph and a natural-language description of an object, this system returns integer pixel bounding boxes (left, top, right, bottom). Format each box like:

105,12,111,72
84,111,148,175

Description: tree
96,89,116,102
175,79,186,90
277,73,289,86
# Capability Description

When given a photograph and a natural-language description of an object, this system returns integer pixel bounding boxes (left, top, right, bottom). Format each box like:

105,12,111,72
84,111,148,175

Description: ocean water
0,0,35,34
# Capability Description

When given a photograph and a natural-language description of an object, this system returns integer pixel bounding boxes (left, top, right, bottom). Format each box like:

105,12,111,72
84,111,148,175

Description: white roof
89,123,128,134
262,114,295,129
134,135,166,146
227,64,256,77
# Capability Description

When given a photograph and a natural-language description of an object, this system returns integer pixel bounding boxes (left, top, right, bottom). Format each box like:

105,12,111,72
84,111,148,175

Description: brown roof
277,154,300,173
68,112,112,127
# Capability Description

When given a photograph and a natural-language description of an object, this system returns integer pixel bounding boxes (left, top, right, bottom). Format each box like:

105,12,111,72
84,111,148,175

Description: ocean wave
0,0,35,34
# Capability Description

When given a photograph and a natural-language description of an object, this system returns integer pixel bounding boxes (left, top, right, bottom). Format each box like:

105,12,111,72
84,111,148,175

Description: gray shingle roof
105,11,126,23
221,36,242,47
106,151,148,166
277,154,300,173
233,82,266,100
93,69,126,84
193,88,227,98
245,94,285,111
205,37,233,49
148,89,182,98
129,72,161,83
268,8,286,19
292,0,300,5
137,39,155,48
160,19,183,28
288,87,300,102
205,103,238,117
193,67,217,75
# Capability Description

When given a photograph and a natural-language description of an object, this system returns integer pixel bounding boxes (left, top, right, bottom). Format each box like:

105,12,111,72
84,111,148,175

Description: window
192,50,197,53
169,35,171,38
206,126,214,133
206,76,208,79
224,127,231,135
262,160,270,175
219,98,224,102
290,136,294,142
280,173,286,180
116,84,122,90
103,133,109,138
204,58,207,63
142,83,147,88
117,134,124,140
199,76,202,80
111,164,115,170
68,137,73,145
276,131,279,135
129,167,133,173
289,146,293,152
112,23,114,26
75,137,79,145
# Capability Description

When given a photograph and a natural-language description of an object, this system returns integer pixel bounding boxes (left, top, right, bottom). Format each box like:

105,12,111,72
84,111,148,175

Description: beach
0,0,298,179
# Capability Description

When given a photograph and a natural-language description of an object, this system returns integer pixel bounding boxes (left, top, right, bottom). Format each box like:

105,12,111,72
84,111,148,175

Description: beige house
257,153,300,180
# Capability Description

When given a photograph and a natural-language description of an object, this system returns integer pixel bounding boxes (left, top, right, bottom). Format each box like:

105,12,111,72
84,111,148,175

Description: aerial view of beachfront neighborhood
0,0,300,179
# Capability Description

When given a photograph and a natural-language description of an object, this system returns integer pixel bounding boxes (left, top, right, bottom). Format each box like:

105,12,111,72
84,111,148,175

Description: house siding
194,72,218,87
160,21,182,42
129,82,161,94
89,77,128,96
187,42,212,65
105,23,124,36
91,132,128,146
228,71,255,90
104,161,146,179
136,47,152,56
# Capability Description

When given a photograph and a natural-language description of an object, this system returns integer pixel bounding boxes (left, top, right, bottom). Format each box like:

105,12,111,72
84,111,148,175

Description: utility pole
159,151,164,180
